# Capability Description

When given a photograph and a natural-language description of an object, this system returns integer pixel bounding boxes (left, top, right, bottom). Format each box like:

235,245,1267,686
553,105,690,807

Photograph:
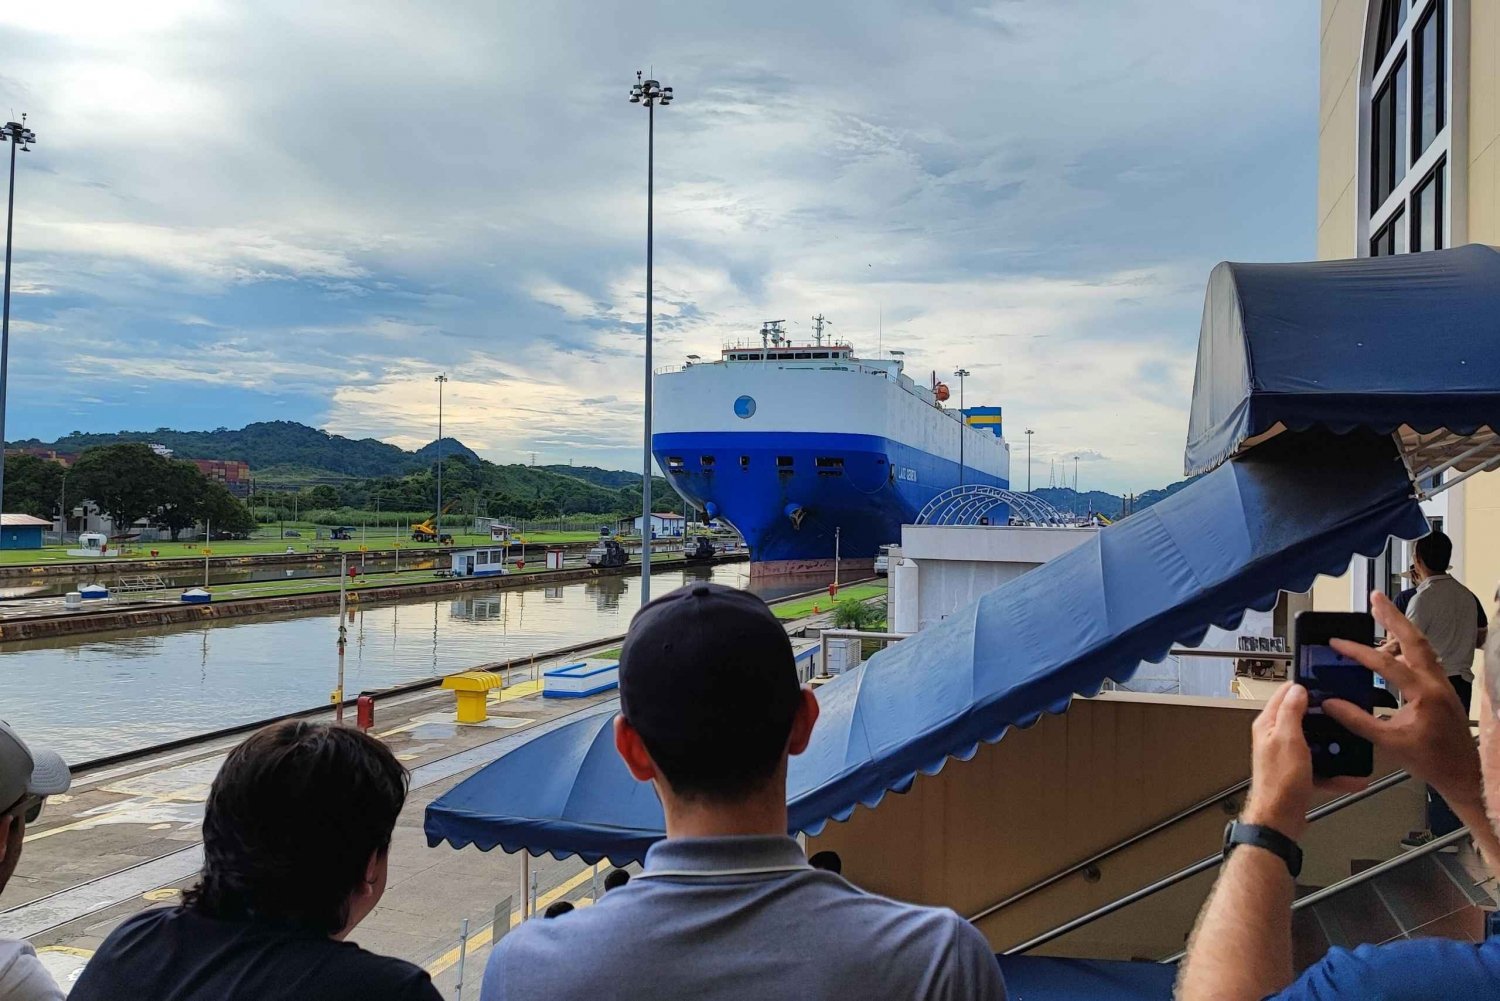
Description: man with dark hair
481,582,1005,1001
0,721,70,1001
1397,530,1483,848
72,721,441,1001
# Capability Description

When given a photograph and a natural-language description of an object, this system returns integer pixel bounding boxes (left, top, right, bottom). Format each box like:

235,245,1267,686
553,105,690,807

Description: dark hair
543,900,575,918
1416,530,1453,574
808,850,842,874
603,867,630,892
184,721,408,934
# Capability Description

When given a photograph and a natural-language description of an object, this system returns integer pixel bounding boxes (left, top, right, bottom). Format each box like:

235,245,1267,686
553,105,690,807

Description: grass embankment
770,582,886,621
111,549,711,603
0,529,605,567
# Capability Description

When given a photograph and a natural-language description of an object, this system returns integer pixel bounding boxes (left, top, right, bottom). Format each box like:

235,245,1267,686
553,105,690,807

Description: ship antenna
812,313,831,347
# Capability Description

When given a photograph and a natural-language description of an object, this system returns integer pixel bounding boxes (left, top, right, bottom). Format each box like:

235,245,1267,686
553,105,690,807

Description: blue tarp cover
1185,244,1500,477
425,431,1427,864
996,955,1175,1001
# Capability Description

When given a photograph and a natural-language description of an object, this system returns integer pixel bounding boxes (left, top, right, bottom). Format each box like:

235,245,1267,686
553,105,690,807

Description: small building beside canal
621,512,686,538
0,514,51,550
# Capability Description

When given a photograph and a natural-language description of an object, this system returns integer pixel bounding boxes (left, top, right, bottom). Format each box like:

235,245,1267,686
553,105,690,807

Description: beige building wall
1315,1,1500,633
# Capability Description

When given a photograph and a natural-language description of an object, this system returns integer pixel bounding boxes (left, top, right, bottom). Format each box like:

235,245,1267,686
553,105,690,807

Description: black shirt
70,907,442,1001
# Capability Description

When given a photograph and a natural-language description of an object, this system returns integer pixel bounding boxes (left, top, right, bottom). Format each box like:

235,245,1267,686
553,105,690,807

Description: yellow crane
411,500,457,543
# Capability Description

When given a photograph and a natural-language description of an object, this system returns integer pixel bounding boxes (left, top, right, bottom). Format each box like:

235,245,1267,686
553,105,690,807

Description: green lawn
771,581,886,621
0,529,608,567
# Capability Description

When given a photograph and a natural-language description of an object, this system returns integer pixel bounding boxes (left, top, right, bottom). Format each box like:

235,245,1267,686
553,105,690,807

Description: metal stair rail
967,777,1251,926
999,766,1417,955
1161,825,1496,963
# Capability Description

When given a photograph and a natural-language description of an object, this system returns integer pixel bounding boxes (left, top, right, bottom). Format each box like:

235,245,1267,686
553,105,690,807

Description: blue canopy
1185,244,1500,477
426,431,1427,864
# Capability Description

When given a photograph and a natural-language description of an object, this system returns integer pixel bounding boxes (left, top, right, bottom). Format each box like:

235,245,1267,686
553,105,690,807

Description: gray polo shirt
481,836,1005,1001
1407,574,1480,682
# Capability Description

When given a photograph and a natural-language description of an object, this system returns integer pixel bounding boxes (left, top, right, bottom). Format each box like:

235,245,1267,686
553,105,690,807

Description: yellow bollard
441,671,503,724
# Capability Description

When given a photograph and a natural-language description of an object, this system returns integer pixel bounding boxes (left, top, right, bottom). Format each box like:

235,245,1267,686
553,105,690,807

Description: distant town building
148,443,174,458
6,447,78,466
620,512,686,538
0,514,51,550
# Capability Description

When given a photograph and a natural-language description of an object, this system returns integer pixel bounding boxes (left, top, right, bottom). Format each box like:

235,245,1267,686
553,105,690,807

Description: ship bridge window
700,455,715,468
795,352,812,359
667,456,685,472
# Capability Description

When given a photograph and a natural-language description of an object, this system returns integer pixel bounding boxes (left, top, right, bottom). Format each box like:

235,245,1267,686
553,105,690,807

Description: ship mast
811,313,831,346
760,319,786,348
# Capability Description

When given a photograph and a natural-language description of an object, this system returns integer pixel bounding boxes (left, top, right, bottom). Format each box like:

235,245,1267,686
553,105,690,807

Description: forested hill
1032,475,1200,519
11,422,476,478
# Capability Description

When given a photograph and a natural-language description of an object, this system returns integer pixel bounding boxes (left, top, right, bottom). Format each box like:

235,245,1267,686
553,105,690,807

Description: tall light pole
954,368,970,485
630,71,673,605
1025,428,1034,492
434,373,448,538
0,116,36,520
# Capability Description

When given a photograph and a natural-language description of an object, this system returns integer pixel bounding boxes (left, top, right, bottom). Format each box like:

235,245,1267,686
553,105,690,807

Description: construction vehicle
411,502,457,543
586,538,628,569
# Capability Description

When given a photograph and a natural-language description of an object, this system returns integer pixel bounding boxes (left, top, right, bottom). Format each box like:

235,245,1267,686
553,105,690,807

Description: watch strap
1224,820,1303,878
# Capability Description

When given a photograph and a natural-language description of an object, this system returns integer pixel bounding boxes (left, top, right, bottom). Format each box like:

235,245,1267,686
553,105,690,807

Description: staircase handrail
998,766,1415,954
966,777,1251,925
1157,825,1473,963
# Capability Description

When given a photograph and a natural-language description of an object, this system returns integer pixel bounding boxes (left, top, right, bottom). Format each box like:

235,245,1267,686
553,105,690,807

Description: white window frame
1356,0,1469,256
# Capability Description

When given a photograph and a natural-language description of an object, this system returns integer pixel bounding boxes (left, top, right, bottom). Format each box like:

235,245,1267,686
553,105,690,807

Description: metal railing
1159,825,1476,963
999,766,1417,954
966,777,1250,925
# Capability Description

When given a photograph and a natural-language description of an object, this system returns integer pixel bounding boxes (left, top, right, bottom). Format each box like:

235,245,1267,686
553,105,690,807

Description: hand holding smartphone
1294,611,1376,779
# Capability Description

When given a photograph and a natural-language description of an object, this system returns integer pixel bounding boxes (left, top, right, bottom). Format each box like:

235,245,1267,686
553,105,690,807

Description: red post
356,695,374,731
828,582,839,599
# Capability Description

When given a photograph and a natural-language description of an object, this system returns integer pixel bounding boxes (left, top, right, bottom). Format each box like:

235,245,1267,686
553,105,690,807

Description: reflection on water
0,563,823,762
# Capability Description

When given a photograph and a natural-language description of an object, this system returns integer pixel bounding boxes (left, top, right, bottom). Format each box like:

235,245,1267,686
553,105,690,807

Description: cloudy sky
0,1,1316,492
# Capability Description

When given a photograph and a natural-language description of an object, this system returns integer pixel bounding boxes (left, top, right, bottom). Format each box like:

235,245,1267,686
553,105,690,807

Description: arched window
1360,0,1467,256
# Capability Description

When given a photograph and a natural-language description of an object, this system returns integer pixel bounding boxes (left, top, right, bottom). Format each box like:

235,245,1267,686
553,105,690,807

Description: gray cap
0,721,70,811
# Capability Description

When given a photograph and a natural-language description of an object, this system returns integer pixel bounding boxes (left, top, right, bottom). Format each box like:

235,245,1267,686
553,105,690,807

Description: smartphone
1294,611,1376,778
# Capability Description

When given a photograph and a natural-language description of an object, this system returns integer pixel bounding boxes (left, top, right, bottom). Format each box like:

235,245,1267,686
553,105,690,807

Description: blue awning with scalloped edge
1185,244,1500,477
425,430,1428,864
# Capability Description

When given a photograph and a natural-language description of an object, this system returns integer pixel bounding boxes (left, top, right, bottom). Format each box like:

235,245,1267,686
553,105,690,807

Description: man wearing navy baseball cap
482,582,1006,1001
0,721,71,1001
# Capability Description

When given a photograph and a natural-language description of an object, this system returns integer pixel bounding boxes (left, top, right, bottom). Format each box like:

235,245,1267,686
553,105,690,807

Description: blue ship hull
654,431,1008,565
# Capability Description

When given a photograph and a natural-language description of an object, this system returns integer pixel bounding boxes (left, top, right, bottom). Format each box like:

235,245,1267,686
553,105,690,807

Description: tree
156,461,206,541
306,485,340,510
69,444,168,534
2,454,64,520
201,481,256,536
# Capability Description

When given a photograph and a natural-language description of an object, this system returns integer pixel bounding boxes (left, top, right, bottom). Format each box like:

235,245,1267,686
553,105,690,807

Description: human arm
1323,592,1500,877
1176,683,1353,1001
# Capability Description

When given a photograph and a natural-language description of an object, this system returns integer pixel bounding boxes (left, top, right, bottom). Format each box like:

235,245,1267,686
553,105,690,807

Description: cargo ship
653,320,1010,576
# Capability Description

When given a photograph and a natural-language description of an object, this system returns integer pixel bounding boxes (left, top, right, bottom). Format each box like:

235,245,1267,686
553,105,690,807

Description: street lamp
0,115,36,521
629,70,673,605
1025,428,1034,492
434,373,448,539
954,368,970,485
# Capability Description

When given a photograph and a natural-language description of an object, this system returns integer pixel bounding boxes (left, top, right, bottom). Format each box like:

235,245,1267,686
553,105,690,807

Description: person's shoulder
0,937,63,1001
326,941,440,1000
1275,938,1500,999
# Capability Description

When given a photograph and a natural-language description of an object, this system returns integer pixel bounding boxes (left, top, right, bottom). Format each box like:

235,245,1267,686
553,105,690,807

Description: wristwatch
1223,820,1303,878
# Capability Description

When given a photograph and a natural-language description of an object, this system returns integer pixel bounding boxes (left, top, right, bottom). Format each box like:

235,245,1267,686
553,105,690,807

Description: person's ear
787,687,820,756
613,715,658,782
0,813,12,864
